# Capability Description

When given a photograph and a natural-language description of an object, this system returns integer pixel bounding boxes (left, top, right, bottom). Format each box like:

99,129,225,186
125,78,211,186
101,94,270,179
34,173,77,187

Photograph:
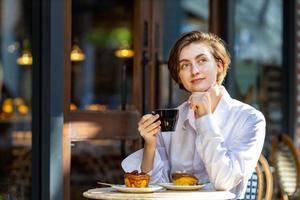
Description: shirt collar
181,86,233,130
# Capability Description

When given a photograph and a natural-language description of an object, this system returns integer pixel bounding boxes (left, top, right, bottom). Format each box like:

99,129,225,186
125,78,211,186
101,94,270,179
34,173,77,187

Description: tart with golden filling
171,172,198,186
124,170,150,188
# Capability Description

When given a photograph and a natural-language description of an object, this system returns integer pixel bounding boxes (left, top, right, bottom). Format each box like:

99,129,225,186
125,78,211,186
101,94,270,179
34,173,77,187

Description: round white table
83,187,236,200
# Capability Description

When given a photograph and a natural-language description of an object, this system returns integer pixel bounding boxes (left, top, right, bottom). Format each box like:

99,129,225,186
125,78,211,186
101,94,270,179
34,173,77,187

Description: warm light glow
1,98,29,116
3,104,13,114
86,104,107,111
2,99,13,114
17,51,33,65
70,103,77,111
115,48,134,58
18,104,29,115
70,45,86,62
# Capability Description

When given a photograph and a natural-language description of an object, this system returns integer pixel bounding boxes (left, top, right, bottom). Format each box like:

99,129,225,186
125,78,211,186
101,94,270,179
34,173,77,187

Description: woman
122,31,265,199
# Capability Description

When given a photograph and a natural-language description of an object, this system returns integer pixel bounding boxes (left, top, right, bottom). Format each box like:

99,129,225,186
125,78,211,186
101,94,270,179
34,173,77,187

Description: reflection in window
72,0,134,111
233,0,283,145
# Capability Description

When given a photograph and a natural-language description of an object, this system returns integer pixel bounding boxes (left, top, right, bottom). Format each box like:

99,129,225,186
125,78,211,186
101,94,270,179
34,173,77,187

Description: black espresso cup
153,109,179,132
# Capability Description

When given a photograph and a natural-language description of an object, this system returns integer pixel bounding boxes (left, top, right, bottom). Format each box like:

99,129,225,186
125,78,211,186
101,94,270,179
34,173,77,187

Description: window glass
71,1,134,198
0,0,32,199
71,0,134,111
232,0,283,145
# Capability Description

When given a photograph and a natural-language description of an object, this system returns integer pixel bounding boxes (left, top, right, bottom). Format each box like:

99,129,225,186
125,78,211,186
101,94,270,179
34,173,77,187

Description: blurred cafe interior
0,0,297,199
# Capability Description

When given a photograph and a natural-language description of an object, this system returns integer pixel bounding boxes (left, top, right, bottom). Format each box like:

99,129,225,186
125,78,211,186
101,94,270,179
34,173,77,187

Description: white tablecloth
83,187,236,200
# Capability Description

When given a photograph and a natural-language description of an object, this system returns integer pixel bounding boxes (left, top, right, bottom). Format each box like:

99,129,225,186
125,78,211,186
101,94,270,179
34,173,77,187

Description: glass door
67,1,149,199
71,0,135,111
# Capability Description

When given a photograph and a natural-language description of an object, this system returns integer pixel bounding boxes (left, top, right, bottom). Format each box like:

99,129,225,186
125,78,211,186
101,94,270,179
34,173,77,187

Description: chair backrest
271,134,300,200
257,154,273,200
242,154,273,200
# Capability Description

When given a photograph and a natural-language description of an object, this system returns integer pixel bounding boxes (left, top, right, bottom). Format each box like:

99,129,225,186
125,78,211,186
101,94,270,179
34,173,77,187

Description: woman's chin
190,86,209,92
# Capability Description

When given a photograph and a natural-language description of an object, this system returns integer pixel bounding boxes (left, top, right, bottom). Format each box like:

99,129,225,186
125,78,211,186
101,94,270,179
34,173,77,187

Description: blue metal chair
242,171,259,200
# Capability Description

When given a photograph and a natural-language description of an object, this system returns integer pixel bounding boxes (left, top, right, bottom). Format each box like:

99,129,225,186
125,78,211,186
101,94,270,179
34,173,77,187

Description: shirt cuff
121,148,163,174
121,149,144,173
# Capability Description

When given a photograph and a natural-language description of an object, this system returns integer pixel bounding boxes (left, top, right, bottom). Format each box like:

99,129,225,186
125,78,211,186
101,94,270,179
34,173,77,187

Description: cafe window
0,0,32,199
231,0,283,148
71,0,134,111
70,1,137,199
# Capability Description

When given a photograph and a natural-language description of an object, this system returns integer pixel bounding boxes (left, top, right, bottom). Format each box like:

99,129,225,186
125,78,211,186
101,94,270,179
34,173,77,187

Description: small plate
159,183,206,191
111,185,163,193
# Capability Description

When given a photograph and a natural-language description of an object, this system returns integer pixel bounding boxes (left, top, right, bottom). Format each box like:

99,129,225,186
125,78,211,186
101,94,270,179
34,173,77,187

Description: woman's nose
191,63,200,74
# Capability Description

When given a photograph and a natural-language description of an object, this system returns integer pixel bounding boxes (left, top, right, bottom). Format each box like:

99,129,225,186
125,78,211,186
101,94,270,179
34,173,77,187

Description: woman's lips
191,78,205,84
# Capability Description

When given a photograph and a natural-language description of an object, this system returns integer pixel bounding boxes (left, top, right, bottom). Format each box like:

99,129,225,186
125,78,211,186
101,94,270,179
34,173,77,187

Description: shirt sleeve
194,110,265,191
121,134,171,184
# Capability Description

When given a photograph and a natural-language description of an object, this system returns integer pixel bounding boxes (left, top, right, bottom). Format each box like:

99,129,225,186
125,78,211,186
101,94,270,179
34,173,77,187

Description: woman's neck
210,85,223,113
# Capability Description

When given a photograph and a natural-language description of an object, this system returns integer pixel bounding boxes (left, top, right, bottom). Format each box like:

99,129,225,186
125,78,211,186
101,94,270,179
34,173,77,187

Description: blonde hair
168,31,231,89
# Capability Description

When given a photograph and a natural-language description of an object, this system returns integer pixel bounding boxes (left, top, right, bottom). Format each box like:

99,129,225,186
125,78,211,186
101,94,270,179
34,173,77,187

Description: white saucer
111,185,163,193
159,183,206,191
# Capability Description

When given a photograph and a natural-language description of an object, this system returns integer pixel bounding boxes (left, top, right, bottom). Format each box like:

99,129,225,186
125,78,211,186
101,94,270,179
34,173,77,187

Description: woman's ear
217,60,224,73
216,61,224,84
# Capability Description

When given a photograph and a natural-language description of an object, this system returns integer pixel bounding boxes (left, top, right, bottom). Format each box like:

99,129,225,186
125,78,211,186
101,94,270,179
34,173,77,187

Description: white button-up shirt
122,87,265,199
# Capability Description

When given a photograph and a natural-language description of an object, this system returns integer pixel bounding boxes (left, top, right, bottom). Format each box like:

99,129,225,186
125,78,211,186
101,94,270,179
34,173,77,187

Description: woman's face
178,42,222,93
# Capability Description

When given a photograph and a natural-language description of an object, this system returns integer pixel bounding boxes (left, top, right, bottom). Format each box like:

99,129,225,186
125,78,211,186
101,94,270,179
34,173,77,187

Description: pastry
171,171,198,186
124,170,150,188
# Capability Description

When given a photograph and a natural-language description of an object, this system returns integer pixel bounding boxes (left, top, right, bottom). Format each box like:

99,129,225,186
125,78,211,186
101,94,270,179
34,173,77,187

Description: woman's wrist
141,142,156,173
144,142,156,151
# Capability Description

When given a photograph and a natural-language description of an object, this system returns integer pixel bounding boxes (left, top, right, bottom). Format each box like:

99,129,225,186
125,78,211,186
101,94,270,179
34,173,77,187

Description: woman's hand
138,114,161,146
188,92,212,118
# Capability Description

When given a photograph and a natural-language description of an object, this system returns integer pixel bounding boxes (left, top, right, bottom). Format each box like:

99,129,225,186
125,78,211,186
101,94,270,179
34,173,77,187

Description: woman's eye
181,64,191,70
197,58,207,64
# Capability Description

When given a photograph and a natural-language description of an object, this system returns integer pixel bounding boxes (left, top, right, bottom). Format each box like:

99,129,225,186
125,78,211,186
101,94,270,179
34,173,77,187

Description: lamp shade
70,44,86,62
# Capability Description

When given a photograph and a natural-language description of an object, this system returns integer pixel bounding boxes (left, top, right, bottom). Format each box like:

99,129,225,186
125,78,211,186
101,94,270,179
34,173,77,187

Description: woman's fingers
189,92,211,118
138,114,153,126
143,120,161,133
138,113,161,136
148,126,161,136
139,120,161,136
139,114,159,127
